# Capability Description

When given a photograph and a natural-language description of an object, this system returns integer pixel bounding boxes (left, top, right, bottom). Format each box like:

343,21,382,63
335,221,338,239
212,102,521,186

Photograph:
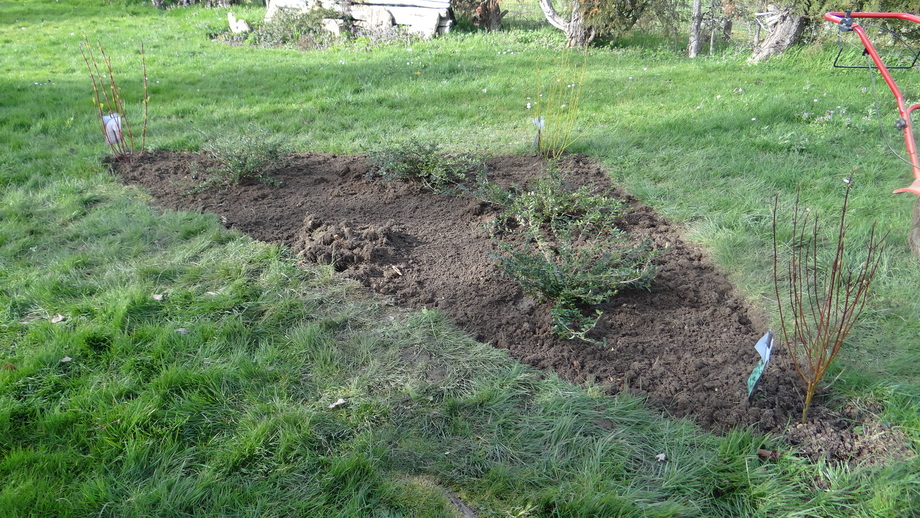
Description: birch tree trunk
688,0,703,58
538,0,596,47
749,6,806,63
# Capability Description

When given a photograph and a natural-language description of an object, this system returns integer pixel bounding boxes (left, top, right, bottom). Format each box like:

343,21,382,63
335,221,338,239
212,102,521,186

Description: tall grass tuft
531,49,587,158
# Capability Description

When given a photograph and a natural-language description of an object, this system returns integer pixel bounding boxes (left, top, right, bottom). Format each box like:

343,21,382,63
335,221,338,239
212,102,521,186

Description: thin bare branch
772,181,886,422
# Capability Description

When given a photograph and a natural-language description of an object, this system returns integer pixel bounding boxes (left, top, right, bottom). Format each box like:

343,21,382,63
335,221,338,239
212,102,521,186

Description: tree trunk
538,0,596,47
909,197,920,258
473,0,508,31
749,7,806,63
688,0,702,58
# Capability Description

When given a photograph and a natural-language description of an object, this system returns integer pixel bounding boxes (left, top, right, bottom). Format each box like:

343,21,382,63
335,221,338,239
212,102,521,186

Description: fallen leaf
51,314,65,323
60,356,72,363
2,363,15,371
757,448,781,461
655,453,667,462
328,398,346,409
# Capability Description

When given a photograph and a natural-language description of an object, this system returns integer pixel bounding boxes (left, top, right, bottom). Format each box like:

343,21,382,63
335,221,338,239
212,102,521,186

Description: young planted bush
198,127,289,187
80,39,148,160
530,50,586,159
772,181,885,423
369,139,488,194
492,169,657,342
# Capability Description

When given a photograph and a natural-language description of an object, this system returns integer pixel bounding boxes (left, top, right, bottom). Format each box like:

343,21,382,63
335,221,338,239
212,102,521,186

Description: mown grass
1,0,919,516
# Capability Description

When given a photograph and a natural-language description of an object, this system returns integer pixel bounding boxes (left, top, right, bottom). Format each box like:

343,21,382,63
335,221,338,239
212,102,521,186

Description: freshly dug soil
111,150,913,463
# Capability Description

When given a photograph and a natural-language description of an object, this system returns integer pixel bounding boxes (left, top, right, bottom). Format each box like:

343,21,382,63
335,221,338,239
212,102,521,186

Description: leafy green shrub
369,140,488,194
251,7,342,49
199,127,289,187
491,170,657,342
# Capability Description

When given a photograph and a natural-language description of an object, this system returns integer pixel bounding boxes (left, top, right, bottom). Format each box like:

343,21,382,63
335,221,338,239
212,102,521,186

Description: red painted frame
825,11,920,195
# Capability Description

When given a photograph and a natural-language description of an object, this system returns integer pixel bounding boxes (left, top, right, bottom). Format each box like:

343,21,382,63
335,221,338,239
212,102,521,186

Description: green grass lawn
1,0,919,516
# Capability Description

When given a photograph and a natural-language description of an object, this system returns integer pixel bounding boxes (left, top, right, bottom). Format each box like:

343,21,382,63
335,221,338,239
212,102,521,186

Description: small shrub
491,169,657,342
251,7,342,49
369,140,488,194
198,128,289,187
489,167,622,229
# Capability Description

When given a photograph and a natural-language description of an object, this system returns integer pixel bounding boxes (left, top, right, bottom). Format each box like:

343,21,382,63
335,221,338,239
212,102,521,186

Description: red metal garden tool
825,10,920,196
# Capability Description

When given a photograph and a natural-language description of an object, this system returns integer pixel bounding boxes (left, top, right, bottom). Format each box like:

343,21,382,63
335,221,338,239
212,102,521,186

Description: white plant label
746,331,774,402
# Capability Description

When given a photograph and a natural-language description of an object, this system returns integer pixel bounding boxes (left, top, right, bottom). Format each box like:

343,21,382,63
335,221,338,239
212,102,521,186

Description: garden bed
112,150,912,462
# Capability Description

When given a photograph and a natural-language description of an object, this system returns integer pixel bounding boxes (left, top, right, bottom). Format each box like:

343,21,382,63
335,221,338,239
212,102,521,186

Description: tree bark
749,7,806,63
473,0,508,31
538,0,596,47
909,197,920,258
688,0,702,58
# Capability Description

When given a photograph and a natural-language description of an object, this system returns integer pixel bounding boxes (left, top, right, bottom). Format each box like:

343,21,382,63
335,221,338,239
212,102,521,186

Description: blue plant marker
747,331,775,402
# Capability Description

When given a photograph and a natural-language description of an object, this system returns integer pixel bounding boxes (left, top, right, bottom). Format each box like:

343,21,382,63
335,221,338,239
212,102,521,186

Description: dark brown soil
111,150,914,463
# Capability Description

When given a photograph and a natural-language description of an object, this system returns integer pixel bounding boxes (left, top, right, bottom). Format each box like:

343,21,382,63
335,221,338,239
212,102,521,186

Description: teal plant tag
747,331,775,402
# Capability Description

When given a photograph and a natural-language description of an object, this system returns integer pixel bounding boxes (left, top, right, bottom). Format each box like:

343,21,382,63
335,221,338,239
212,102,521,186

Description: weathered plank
353,0,451,8
265,0,455,37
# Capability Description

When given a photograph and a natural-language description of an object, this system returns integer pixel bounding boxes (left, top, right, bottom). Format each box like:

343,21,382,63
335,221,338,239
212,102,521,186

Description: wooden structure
266,0,454,38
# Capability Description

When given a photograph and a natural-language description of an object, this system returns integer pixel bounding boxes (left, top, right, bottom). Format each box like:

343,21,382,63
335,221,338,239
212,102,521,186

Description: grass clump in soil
487,167,658,342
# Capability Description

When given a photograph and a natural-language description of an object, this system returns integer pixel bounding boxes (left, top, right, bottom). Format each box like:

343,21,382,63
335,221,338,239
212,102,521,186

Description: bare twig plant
80,39,148,160
772,180,885,423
